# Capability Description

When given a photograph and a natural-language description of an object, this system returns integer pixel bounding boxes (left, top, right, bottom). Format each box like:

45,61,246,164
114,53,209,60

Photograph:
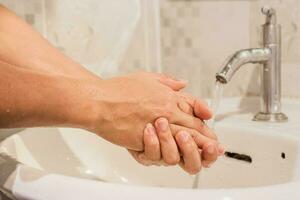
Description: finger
128,150,158,166
218,144,225,156
194,99,213,120
149,72,187,91
177,92,212,120
173,107,205,131
155,118,180,165
173,108,218,141
144,123,161,161
177,100,216,141
198,121,218,141
178,100,193,115
175,131,201,175
201,143,219,168
128,150,150,166
170,124,218,149
171,122,223,161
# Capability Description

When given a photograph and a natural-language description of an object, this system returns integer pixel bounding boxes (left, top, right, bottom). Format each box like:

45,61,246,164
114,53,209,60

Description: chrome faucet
216,6,288,122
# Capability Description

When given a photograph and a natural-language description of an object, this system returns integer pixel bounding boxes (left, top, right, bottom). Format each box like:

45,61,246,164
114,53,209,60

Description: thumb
178,92,213,120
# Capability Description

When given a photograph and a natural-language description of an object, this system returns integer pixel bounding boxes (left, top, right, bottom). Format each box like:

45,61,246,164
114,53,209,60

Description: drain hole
225,151,252,163
281,152,286,159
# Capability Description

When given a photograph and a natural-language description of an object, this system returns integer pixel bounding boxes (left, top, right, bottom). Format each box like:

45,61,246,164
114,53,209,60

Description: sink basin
199,125,300,188
1,97,300,199
0,127,194,188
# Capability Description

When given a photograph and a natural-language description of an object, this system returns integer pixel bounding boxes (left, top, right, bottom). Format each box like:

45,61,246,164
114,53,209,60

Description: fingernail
179,131,189,142
207,144,215,154
157,118,168,132
146,123,155,135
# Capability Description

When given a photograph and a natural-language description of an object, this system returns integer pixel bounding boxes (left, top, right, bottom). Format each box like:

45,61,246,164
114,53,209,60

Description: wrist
58,77,103,130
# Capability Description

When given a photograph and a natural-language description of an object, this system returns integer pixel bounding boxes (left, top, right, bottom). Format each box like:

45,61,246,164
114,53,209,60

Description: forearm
0,5,97,79
0,60,96,129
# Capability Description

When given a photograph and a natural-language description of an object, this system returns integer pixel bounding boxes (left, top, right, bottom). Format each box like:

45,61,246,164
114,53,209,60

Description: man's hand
85,72,215,151
129,118,224,175
0,5,224,175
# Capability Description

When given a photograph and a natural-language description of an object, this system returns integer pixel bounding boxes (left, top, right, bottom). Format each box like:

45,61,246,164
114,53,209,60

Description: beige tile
5,0,300,98
161,0,252,98
161,0,300,98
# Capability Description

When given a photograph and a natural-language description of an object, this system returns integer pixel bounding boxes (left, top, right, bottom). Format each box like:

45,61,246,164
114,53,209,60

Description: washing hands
82,72,224,174
125,73,225,174
0,5,224,175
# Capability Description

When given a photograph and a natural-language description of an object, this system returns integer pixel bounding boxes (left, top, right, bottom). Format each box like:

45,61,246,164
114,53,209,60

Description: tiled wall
44,0,142,78
160,0,300,98
0,0,147,78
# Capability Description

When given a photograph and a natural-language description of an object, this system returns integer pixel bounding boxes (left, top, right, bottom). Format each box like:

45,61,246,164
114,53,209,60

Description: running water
207,81,224,129
192,81,224,189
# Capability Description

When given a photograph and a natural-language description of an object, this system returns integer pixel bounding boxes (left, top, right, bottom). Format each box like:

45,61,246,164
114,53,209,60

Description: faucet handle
261,6,275,16
261,6,277,25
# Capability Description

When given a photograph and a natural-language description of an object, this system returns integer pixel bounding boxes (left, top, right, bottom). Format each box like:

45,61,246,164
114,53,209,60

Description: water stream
192,81,224,189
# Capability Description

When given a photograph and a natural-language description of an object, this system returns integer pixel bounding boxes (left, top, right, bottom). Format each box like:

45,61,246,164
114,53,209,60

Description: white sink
1,97,300,199
199,125,300,188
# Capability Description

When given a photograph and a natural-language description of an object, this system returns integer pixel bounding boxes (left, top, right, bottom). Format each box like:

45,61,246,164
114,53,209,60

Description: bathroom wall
0,0,160,78
160,0,300,98
1,0,299,99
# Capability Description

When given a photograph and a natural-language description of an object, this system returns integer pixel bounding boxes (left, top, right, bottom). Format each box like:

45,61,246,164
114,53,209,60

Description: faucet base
253,112,288,122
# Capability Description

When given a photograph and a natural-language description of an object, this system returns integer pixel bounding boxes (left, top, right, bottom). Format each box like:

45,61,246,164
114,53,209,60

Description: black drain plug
225,151,252,163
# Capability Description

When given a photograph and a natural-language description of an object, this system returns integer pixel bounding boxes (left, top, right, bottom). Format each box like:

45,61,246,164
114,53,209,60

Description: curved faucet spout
216,48,271,84
214,7,288,122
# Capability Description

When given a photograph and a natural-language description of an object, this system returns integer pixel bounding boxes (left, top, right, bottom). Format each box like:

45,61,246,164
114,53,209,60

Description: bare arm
0,60,94,128
0,5,97,79
0,5,222,174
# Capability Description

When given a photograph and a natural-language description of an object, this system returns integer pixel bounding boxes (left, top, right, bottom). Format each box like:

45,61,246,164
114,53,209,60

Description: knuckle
194,118,205,130
162,104,174,117
190,129,200,138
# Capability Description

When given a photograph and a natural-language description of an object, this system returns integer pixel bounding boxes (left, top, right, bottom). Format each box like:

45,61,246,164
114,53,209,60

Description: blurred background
0,0,299,99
